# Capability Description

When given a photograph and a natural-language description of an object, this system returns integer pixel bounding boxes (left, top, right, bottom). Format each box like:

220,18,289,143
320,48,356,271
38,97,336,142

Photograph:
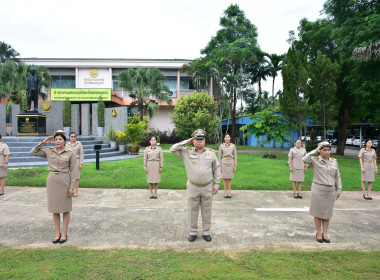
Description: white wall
149,107,174,132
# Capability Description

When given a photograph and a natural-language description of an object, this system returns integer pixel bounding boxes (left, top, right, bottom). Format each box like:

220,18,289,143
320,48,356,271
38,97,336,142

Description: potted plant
105,126,118,148
125,115,149,154
97,97,105,136
116,130,128,152
63,98,71,135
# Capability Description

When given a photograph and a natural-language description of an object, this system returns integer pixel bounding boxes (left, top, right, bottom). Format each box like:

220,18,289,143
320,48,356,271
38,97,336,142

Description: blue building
220,113,318,150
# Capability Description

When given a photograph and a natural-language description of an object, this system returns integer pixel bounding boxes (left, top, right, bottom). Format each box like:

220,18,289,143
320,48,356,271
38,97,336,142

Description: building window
180,78,207,90
51,76,75,88
113,77,121,90
163,77,177,90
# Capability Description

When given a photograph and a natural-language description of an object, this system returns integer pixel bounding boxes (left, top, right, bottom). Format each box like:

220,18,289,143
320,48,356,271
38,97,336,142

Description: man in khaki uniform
0,135,11,195
170,129,221,242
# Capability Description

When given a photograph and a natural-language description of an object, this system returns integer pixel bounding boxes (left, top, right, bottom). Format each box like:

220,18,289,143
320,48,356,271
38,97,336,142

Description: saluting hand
43,135,54,144
187,137,196,144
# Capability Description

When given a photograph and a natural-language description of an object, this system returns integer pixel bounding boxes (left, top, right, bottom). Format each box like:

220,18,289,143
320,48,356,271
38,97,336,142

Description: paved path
0,187,379,251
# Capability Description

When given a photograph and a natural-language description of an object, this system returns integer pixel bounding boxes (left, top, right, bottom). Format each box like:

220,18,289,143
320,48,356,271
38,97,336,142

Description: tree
117,67,172,121
0,41,20,64
266,53,284,106
240,106,290,155
309,51,340,140
322,0,380,155
199,4,261,143
353,42,380,61
280,46,308,144
170,91,219,140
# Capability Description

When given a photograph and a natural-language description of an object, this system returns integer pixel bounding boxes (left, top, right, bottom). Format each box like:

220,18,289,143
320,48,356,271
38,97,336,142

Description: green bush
63,98,71,127
105,126,118,141
97,98,105,127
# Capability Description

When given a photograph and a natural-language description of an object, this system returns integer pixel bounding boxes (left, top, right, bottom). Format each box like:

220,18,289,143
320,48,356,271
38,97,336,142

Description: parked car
353,138,362,147
331,138,338,145
346,136,355,145
361,139,378,148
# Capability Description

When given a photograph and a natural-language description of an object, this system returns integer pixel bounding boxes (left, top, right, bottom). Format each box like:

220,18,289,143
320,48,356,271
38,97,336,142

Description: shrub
105,126,118,141
97,98,105,127
63,98,71,127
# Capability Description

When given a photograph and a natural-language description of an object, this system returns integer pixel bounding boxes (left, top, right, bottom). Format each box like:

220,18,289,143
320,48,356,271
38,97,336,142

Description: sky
0,0,326,94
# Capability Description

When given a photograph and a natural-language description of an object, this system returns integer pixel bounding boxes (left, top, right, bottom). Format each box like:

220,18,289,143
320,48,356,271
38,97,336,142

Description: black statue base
17,112,47,136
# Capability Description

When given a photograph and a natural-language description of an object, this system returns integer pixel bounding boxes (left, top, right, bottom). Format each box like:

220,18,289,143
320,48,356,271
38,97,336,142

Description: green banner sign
51,88,112,101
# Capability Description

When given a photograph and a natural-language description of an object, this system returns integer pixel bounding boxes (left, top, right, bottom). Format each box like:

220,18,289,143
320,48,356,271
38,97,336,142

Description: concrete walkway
0,187,379,251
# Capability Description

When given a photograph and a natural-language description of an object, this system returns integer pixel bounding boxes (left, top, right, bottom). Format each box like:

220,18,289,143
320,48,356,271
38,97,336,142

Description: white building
22,58,211,133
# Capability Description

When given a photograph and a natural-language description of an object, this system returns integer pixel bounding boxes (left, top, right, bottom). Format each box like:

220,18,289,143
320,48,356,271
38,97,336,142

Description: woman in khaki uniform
30,130,77,244
358,139,378,200
218,134,237,198
288,139,307,199
144,137,163,199
66,132,84,197
0,135,11,196
303,141,342,243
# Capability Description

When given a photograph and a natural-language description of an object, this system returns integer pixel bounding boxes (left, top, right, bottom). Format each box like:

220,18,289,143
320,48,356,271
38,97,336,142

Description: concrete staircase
3,136,127,167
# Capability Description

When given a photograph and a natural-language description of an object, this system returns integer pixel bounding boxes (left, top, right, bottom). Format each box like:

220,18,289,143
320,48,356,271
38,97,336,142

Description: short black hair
54,133,66,141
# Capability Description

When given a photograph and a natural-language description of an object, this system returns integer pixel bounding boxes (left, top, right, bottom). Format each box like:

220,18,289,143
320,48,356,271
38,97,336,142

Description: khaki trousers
186,180,213,235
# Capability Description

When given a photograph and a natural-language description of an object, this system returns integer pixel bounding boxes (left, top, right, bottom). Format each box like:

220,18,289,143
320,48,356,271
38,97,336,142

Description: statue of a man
25,68,40,112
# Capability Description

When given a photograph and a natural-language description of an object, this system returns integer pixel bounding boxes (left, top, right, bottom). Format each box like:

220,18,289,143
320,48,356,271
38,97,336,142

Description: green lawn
0,248,379,279
7,153,375,191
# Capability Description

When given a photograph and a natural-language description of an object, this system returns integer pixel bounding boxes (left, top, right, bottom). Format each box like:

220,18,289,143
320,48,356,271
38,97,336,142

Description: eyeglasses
70,136,76,138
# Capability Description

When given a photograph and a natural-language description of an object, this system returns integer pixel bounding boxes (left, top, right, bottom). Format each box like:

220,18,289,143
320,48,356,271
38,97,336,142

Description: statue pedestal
17,112,47,136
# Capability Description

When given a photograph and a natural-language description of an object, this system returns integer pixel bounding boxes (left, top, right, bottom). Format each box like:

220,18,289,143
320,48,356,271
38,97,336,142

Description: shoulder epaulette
330,157,337,161
313,155,319,158
77,141,81,144
49,147,54,150
67,148,72,152
231,143,235,147
186,147,192,150
209,148,215,152
361,147,365,150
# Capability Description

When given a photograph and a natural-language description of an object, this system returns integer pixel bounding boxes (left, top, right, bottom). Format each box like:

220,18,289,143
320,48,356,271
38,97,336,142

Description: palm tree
0,41,20,64
117,67,172,121
266,53,284,106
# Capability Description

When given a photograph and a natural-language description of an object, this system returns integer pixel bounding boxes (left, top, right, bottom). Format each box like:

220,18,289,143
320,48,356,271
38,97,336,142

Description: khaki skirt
0,167,7,177
362,163,375,182
71,158,81,180
309,182,336,220
46,172,72,213
146,160,161,183
290,169,304,182
221,158,235,179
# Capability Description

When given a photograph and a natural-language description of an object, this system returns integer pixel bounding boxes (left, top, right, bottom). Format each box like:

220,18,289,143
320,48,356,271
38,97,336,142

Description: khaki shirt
288,147,307,169
66,141,84,164
303,150,342,194
144,146,163,169
30,142,77,189
0,142,11,166
358,148,377,163
170,139,221,188
218,143,237,166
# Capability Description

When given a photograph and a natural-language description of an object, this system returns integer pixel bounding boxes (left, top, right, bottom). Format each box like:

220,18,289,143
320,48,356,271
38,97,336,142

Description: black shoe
297,194,303,199
363,195,370,200
188,235,197,242
224,195,228,199
202,235,212,242
294,194,298,199
59,235,68,244
227,195,232,199
322,233,330,243
316,234,323,243
149,196,154,199
368,197,373,200
153,196,157,199
52,234,61,244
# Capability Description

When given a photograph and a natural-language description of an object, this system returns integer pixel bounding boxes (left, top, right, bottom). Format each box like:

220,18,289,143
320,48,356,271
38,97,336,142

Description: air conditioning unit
168,90,177,97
